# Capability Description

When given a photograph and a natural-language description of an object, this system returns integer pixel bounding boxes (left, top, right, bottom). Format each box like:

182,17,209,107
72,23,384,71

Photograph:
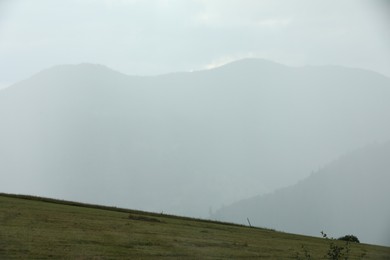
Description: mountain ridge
5,59,389,91
213,141,390,246
1,58,390,228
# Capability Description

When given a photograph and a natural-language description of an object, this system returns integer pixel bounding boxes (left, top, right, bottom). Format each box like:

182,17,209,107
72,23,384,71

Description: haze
1,0,389,246
1,0,390,87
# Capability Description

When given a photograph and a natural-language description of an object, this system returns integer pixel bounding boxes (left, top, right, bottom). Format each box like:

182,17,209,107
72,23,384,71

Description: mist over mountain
213,142,390,246
1,59,390,219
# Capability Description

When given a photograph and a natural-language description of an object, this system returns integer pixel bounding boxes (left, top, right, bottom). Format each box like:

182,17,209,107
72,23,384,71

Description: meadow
1,193,389,259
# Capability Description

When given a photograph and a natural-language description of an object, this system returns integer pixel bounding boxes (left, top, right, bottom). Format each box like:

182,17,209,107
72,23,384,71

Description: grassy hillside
0,194,389,259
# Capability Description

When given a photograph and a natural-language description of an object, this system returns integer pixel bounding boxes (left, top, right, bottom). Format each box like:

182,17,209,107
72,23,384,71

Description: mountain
213,142,390,246
1,59,390,218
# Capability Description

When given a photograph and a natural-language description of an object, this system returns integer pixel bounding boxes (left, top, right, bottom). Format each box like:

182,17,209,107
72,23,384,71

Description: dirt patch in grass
127,214,162,223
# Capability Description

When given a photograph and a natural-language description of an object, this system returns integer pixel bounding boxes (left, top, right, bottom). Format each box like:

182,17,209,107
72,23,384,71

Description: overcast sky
0,0,389,88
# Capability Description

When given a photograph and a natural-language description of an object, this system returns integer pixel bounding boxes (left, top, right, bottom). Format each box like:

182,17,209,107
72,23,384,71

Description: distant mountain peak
21,63,130,86
38,63,124,75
208,58,289,75
224,58,285,67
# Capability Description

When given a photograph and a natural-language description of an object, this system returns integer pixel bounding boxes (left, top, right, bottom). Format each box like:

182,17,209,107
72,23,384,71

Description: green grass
0,193,389,259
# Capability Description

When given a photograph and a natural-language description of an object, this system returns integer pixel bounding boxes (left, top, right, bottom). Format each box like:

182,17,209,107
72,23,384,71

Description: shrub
338,235,359,243
295,231,352,260
321,231,351,260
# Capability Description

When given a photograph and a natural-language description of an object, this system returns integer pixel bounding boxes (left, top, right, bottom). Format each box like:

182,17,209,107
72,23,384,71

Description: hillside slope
1,59,390,217
1,194,389,259
213,142,390,246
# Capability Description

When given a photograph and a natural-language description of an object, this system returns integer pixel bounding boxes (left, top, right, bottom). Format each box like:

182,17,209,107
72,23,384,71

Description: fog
1,0,390,246
1,0,390,85
213,141,390,246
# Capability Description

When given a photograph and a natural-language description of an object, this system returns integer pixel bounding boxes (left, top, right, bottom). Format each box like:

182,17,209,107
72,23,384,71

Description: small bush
338,235,359,243
321,231,351,260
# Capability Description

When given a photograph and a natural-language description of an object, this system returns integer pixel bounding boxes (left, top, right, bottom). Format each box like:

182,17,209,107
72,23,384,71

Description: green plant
338,235,359,243
321,231,350,260
296,232,353,260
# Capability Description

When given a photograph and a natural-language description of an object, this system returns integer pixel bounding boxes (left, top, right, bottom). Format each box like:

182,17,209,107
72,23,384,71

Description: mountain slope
1,193,390,259
1,59,390,218
213,142,390,246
